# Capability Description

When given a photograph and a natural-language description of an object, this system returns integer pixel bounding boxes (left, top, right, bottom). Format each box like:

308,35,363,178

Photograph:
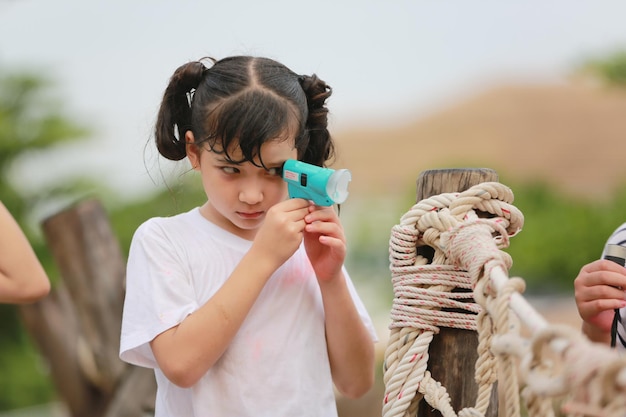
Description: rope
382,181,626,417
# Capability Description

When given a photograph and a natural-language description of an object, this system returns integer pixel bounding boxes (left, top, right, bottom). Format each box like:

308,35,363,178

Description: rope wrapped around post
383,181,626,417
383,182,523,417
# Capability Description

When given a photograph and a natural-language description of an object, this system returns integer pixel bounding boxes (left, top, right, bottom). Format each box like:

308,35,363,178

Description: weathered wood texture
19,199,156,417
415,169,499,417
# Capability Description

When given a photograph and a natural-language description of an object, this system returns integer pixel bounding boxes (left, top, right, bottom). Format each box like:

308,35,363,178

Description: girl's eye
221,166,239,174
267,167,283,177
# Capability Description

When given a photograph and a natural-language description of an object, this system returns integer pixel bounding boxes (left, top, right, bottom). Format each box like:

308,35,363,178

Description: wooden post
415,169,499,417
19,199,156,417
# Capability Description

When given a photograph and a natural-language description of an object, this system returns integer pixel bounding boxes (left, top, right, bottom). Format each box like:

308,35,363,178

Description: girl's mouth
237,211,264,220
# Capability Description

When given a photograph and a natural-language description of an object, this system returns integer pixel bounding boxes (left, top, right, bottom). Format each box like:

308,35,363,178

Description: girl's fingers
305,205,338,222
317,235,344,249
583,260,626,283
282,199,313,214
579,284,625,302
269,199,313,223
305,221,343,239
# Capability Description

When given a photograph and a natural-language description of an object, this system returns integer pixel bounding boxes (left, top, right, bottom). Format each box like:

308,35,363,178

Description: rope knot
441,219,513,287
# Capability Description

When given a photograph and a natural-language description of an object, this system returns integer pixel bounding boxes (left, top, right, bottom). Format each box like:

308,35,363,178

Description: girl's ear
185,131,201,170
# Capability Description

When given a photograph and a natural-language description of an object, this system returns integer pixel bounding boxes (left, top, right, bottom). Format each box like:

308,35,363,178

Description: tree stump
19,199,156,417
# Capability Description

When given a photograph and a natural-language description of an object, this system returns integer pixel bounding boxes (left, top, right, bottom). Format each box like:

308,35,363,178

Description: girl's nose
239,183,263,205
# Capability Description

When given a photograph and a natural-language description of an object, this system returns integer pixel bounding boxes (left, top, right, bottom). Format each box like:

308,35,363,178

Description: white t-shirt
119,207,377,417
603,223,626,350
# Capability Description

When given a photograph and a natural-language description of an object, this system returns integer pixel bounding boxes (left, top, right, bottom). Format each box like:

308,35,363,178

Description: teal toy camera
282,160,352,206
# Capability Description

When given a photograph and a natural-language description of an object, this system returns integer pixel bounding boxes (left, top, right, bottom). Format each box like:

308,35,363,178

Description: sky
2,0,626,203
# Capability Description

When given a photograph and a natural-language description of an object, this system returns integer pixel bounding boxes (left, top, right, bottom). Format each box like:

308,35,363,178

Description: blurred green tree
0,65,205,411
0,68,92,410
0,71,91,229
504,180,625,292
578,49,626,87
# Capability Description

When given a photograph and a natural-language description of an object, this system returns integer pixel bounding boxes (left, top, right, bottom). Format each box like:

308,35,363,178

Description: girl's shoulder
133,208,203,240
132,208,250,251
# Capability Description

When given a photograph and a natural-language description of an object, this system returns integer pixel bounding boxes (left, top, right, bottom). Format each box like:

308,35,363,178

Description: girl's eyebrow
265,159,287,166
214,156,287,167
215,157,242,165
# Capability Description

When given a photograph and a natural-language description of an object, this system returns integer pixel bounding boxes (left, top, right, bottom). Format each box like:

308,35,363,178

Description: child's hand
574,259,626,336
252,198,310,268
303,204,346,281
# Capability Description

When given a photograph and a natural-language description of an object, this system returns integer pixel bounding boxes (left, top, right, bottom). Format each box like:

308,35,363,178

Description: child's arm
574,259,626,344
0,202,51,304
303,205,376,399
149,199,310,388
318,273,376,398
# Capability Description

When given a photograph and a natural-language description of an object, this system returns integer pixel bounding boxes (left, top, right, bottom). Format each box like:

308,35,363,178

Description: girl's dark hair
155,56,335,167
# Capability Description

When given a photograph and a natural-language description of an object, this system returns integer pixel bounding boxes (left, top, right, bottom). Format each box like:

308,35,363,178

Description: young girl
574,223,626,349
119,56,377,416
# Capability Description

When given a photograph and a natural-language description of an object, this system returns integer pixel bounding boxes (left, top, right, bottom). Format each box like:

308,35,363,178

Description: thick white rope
382,181,626,417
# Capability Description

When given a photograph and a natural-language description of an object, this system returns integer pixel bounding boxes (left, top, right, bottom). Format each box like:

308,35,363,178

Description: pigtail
155,61,209,161
298,74,335,167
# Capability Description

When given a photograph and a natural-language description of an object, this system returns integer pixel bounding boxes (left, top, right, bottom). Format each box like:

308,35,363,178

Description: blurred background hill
332,68,626,297
335,80,626,201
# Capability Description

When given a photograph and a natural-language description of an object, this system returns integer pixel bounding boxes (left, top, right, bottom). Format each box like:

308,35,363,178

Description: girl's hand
252,198,310,268
574,259,626,341
303,204,346,281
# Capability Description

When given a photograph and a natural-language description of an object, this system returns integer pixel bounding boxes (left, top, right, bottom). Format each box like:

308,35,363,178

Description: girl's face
186,131,298,240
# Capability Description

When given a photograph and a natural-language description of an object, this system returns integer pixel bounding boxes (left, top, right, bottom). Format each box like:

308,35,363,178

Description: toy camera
282,159,352,206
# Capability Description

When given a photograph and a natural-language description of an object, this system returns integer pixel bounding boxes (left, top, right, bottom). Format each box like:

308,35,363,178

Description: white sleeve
606,223,626,248
119,219,200,368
